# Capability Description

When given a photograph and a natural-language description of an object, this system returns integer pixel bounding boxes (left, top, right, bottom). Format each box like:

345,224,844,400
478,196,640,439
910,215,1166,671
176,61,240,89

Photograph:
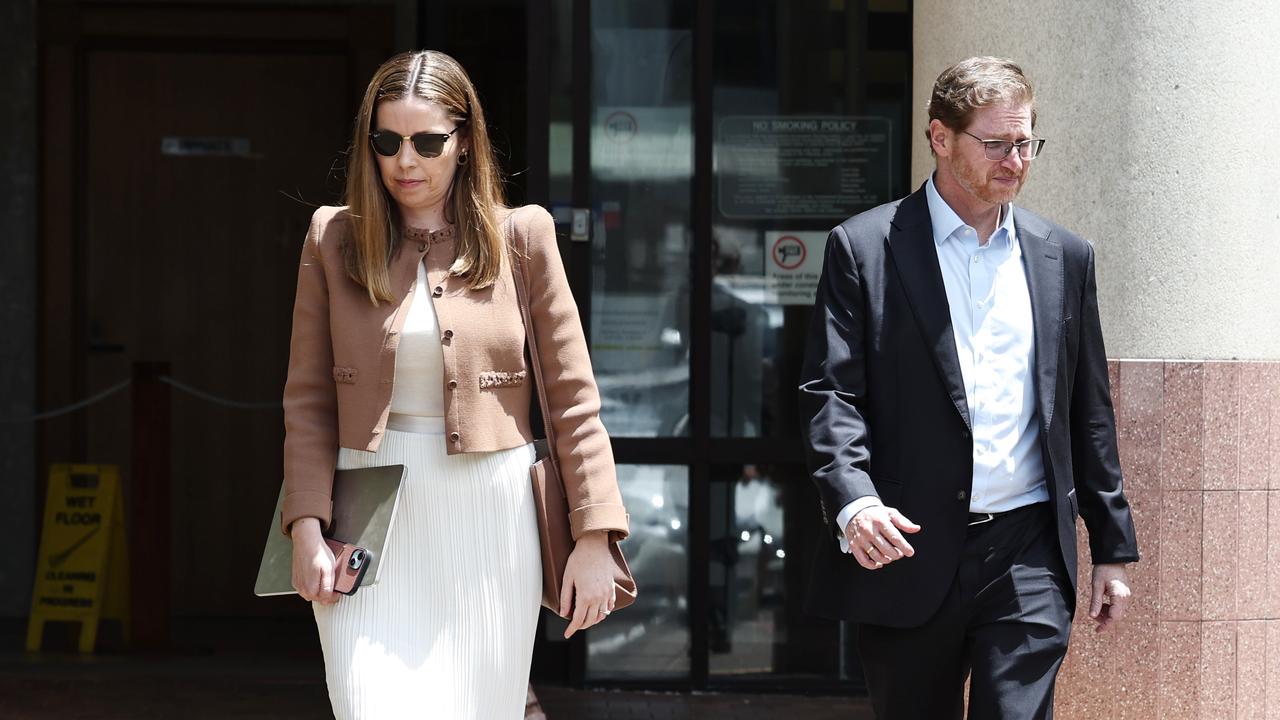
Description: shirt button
957,490,967,501
448,379,458,389
450,432,460,442
418,243,427,253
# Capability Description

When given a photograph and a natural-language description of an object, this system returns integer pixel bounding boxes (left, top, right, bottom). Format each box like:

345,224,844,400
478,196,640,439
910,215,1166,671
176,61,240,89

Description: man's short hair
926,56,1036,145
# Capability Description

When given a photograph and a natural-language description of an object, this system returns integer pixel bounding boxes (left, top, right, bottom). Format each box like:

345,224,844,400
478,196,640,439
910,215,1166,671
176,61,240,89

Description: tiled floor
0,654,873,719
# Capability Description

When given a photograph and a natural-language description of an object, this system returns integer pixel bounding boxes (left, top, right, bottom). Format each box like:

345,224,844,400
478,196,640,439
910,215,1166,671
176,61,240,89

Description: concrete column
912,0,1280,360
913,3,1280,717
0,0,37,619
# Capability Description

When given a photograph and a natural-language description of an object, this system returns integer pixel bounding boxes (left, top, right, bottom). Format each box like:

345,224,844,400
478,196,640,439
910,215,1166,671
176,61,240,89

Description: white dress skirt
314,418,541,719
313,261,542,719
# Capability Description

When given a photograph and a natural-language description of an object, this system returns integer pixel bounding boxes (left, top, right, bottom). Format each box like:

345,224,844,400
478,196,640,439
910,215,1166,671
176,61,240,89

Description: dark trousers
857,503,1073,720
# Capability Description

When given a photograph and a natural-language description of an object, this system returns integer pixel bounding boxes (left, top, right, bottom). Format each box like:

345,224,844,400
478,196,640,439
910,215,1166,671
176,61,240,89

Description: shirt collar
925,173,1017,249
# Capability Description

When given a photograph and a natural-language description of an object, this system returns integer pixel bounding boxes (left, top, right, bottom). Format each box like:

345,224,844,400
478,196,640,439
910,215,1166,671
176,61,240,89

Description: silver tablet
254,464,406,597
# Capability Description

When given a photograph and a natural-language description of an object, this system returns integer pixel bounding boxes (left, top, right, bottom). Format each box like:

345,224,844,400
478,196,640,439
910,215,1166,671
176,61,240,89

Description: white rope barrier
0,375,282,422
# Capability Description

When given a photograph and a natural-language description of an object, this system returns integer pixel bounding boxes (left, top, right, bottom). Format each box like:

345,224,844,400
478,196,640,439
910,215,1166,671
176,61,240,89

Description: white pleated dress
313,259,542,719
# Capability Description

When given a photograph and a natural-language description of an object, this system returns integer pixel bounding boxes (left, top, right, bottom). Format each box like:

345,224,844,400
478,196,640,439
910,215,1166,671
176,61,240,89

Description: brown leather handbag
509,228,637,619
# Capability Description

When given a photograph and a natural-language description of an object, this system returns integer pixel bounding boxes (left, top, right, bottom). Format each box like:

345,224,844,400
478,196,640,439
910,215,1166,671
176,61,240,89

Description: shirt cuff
835,495,884,554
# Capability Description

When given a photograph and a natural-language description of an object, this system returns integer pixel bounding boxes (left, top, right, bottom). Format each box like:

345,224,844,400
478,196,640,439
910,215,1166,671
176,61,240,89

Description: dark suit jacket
799,183,1139,628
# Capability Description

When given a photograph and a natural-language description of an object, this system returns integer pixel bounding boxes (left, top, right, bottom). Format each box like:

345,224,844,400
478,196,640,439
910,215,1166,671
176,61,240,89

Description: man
799,57,1138,719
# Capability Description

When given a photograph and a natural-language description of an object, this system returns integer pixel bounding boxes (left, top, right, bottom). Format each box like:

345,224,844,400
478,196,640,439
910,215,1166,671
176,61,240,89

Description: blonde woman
281,50,629,718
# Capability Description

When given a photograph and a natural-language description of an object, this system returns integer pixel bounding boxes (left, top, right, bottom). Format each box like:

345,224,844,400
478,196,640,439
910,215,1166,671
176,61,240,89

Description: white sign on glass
764,231,826,305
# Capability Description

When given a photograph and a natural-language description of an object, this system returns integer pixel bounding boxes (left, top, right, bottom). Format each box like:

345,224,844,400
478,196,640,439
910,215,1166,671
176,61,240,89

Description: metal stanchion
130,362,171,650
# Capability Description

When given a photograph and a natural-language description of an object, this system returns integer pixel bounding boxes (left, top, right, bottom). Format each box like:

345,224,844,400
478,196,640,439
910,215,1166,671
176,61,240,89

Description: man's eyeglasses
369,123,465,158
961,130,1046,161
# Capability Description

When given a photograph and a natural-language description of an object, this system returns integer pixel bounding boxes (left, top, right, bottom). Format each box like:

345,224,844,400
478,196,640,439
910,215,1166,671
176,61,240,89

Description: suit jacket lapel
886,188,972,431
1015,211,1063,431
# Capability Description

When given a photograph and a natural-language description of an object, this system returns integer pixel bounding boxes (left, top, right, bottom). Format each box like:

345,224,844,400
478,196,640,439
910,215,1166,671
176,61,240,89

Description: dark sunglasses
368,123,465,158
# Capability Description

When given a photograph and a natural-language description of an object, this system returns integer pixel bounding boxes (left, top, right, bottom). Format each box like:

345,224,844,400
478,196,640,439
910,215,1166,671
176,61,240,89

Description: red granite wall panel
1058,361,1278,719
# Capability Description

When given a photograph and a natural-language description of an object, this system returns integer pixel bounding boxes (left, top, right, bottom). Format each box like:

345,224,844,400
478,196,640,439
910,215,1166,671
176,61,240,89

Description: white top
389,261,446,417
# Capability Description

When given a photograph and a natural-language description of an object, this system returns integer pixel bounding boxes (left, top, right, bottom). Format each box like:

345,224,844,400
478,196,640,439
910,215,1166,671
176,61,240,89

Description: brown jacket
281,204,628,541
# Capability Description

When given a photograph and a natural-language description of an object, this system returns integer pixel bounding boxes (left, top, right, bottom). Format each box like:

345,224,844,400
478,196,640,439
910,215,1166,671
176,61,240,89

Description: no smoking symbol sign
771,235,807,270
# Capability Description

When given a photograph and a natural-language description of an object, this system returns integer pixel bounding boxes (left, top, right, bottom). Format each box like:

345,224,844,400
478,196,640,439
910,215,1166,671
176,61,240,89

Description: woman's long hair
343,50,507,304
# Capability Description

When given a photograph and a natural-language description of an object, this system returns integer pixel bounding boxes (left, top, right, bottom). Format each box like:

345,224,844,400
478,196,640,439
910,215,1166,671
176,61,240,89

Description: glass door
576,0,695,682
535,0,911,692
703,0,910,687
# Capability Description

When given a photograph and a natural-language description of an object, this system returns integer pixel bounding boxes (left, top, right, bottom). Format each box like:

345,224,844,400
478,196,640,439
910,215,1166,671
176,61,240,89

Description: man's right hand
845,506,921,570
290,517,339,605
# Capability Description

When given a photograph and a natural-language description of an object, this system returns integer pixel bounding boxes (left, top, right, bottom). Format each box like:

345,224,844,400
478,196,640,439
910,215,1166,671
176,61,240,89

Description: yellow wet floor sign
26,464,130,652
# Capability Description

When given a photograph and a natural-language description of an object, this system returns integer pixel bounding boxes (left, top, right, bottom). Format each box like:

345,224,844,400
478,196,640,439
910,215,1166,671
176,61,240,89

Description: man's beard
950,153,1025,206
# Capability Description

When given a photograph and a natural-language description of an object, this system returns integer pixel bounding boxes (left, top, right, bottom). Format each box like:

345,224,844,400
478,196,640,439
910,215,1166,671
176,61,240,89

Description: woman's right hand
290,517,339,605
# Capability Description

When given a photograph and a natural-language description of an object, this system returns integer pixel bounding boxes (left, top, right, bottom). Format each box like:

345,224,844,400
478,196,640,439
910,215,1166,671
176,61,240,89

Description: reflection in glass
710,0,912,438
587,465,690,679
548,0,573,210
709,464,845,679
588,0,693,437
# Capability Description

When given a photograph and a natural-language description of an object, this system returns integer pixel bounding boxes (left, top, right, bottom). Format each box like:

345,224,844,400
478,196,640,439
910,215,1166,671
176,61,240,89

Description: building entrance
526,0,911,692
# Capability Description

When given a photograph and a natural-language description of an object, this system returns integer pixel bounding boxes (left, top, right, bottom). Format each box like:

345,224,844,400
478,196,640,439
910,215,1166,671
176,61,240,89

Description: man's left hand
1089,563,1132,633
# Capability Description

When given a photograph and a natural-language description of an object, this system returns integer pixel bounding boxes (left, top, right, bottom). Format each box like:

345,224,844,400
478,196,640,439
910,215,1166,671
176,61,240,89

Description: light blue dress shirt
836,176,1048,552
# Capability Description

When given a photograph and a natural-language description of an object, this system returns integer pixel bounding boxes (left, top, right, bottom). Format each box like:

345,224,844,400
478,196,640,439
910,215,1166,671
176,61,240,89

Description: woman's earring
457,151,469,166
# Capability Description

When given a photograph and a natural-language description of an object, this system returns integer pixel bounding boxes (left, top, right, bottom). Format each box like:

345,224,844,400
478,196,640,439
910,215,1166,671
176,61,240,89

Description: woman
281,50,629,719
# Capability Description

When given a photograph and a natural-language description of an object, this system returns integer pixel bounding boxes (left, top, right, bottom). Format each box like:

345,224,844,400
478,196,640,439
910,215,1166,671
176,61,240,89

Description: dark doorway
38,2,395,644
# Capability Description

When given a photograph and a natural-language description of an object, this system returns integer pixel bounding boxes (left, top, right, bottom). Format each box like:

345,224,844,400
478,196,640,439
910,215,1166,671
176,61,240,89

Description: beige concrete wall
912,1,1280,360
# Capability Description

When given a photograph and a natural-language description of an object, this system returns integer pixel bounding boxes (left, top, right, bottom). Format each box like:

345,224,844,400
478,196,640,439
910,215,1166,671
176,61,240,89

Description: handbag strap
507,213,563,479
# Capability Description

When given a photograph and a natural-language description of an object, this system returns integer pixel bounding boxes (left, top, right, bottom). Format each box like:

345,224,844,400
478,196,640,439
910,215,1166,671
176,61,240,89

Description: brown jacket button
418,243,427,252
448,379,458,389
443,329,454,339
450,432,460,442
433,286,443,297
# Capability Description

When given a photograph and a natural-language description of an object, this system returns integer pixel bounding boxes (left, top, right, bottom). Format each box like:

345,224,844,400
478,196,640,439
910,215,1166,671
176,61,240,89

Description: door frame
525,0,865,695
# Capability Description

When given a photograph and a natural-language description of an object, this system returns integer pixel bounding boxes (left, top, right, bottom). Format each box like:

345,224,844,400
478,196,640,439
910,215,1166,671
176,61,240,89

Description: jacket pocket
332,366,358,385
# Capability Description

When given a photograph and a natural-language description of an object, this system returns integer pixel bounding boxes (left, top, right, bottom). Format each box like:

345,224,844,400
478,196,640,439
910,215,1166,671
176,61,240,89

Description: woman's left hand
560,530,617,638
